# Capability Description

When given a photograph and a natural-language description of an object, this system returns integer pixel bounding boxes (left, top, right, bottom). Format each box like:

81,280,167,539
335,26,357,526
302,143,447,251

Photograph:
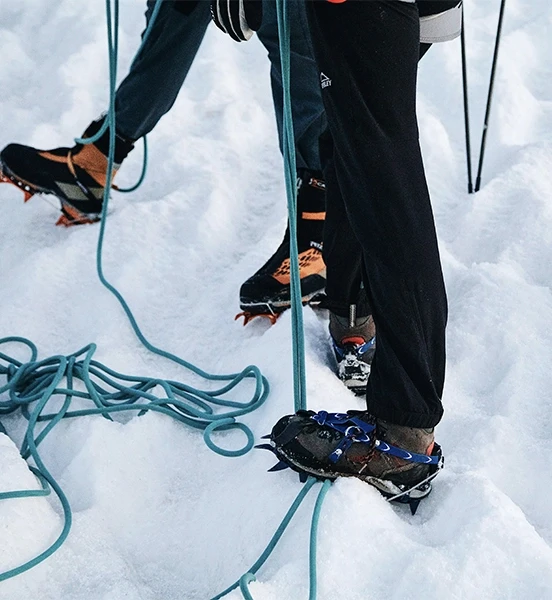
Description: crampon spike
254,443,276,452
56,204,100,227
56,214,73,227
235,311,280,326
56,213,100,227
409,498,422,515
235,293,328,327
1,171,36,202
260,434,271,440
268,460,290,473
298,472,309,483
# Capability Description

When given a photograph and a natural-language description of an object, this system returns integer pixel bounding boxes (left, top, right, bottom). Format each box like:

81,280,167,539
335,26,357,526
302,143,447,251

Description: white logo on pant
320,72,332,89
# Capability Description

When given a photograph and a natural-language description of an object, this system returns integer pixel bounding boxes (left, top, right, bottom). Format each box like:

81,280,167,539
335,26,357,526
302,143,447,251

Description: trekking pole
460,6,474,194
474,0,507,192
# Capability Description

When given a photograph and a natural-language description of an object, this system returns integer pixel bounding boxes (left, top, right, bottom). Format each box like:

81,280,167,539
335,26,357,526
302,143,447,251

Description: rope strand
0,0,269,582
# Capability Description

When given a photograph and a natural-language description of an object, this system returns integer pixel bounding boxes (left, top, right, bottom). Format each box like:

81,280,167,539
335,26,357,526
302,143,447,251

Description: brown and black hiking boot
330,307,376,395
0,116,134,226
236,170,327,325
268,410,443,512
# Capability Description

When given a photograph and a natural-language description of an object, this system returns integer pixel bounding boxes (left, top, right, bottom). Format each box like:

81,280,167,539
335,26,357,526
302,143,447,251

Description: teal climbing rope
75,0,152,194
117,136,148,193
211,477,318,600
276,0,307,413
210,1,332,598
227,478,332,600
0,0,269,582
0,0,331,592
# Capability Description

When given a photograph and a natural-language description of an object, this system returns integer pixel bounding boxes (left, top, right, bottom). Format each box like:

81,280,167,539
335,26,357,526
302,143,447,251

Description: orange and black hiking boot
0,116,134,226
237,170,327,325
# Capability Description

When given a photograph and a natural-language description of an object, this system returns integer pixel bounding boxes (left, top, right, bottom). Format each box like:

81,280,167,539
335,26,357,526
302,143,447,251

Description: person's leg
238,0,328,321
321,40,433,393
256,0,326,173
0,0,211,225
115,0,211,140
322,139,376,394
322,39,431,319
321,132,369,320
270,1,446,501
309,0,447,428
320,39,430,394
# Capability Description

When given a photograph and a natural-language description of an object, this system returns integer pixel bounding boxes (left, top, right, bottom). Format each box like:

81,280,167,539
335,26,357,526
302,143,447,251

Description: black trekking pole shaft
474,0,507,192
460,7,474,194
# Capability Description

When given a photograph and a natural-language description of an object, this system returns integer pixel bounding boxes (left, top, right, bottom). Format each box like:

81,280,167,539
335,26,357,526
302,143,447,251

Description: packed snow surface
1,0,552,598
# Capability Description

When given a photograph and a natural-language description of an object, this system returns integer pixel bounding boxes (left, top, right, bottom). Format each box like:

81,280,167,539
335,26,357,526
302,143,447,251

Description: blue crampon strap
332,336,375,359
311,411,440,465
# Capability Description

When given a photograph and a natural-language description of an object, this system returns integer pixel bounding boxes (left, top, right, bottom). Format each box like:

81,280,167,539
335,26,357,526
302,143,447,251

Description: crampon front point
1,162,100,227
235,309,280,326
55,201,101,227
235,292,326,326
0,165,36,203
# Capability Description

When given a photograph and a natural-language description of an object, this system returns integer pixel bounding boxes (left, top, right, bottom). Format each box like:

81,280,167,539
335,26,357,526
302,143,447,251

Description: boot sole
239,289,326,314
270,440,442,504
236,291,326,325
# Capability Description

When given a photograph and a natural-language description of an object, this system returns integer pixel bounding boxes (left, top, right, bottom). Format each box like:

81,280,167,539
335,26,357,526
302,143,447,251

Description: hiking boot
330,307,376,395
270,410,442,507
0,115,134,226
237,170,327,323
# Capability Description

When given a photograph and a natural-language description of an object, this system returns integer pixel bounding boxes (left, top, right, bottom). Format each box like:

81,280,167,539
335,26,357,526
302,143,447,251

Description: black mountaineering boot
237,170,326,324
0,115,134,226
330,306,376,395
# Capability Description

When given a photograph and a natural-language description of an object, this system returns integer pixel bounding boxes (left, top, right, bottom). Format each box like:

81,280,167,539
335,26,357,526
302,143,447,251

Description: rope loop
204,418,255,457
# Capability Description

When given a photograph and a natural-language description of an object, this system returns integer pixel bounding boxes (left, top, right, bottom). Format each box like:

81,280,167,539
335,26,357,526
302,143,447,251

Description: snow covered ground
1,0,552,598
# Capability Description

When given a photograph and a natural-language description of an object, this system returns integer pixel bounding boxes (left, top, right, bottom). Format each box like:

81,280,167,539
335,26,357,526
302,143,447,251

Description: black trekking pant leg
307,0,447,428
321,133,369,319
322,43,432,321
115,0,211,141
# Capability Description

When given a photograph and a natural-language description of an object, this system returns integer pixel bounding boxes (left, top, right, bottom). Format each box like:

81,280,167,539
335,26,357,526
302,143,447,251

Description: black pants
307,0,447,428
322,43,431,320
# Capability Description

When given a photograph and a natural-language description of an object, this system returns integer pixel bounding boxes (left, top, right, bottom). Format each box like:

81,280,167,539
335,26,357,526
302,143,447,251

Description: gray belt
420,2,463,43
